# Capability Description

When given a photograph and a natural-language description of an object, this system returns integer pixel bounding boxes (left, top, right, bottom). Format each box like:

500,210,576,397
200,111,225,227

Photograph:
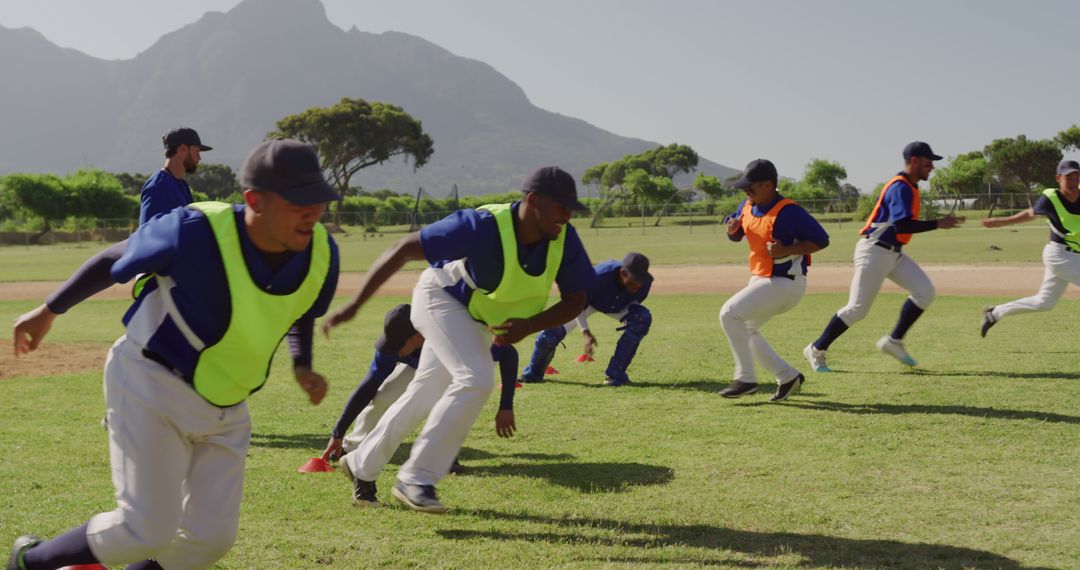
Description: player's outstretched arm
936,214,965,229
322,233,425,336
293,365,328,405
982,208,1036,228
13,304,58,357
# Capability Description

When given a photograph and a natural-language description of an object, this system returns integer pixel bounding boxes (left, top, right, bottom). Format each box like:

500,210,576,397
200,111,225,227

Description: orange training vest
860,175,920,245
741,198,798,277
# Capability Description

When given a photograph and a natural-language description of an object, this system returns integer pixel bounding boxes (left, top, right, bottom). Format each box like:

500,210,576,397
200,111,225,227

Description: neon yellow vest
189,202,330,406
1043,188,1080,250
466,203,566,326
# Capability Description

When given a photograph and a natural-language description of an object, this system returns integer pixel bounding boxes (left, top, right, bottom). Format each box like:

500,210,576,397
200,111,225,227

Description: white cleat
803,344,831,372
876,336,917,367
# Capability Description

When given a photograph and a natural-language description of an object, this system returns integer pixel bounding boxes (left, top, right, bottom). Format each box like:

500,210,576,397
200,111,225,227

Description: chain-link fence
0,192,1042,246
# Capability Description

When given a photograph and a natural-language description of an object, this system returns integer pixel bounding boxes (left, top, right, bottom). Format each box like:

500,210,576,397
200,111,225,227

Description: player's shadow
769,400,1080,424
439,509,1047,570
249,432,326,450
464,461,674,493
900,369,1080,381
547,377,824,398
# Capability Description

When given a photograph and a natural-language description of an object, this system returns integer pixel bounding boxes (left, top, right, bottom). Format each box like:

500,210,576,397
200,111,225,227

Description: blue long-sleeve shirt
139,169,194,224
586,259,651,314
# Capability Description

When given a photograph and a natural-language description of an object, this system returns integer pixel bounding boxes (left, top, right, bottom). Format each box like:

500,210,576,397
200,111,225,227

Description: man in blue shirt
139,127,211,224
320,304,521,479
323,166,594,513
519,252,653,387
718,159,830,401
804,142,963,372
10,139,339,570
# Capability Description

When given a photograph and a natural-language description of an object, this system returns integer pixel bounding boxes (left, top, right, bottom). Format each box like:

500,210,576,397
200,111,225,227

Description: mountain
0,0,738,195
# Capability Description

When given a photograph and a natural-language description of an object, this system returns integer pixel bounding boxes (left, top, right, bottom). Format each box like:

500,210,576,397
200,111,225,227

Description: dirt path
0,263,1067,301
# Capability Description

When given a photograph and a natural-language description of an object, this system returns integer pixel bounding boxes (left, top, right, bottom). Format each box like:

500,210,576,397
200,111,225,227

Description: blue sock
890,299,925,340
23,523,98,569
813,314,849,350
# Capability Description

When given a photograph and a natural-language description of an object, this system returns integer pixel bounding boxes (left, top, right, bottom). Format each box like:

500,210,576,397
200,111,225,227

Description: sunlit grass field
2,292,1077,569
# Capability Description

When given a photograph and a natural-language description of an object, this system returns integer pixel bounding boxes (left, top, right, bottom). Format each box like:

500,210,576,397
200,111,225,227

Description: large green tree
583,143,700,227
4,173,68,241
271,97,434,225
65,169,138,219
929,152,989,208
1055,124,1080,152
188,163,241,201
983,135,1061,205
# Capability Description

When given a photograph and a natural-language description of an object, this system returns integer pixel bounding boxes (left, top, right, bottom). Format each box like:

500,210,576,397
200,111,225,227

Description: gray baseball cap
1056,159,1080,176
240,139,340,206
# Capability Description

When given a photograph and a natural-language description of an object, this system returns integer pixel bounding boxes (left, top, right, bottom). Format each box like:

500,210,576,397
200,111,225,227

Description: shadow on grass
545,377,825,397
667,218,721,227
772,400,1080,424
440,509,1048,570
250,432,326,450
901,369,1080,381
464,461,674,492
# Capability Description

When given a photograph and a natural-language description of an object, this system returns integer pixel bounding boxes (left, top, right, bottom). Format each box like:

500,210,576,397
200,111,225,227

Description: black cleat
719,381,759,398
980,306,997,338
392,481,448,514
770,373,804,402
340,458,378,506
448,458,465,475
518,376,544,384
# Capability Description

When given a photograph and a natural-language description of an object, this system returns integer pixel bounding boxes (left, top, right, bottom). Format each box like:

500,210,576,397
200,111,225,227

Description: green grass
0,218,1053,282
2,293,1077,568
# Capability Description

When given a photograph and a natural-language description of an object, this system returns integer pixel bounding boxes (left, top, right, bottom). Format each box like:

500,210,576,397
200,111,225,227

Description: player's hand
321,304,359,338
13,304,57,357
726,216,741,236
766,241,790,258
938,215,965,230
491,318,532,346
495,410,516,438
321,436,344,462
981,217,1002,228
582,330,598,358
294,366,328,405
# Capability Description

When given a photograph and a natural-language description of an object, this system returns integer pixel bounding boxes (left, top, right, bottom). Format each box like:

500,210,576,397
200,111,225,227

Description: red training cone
575,354,595,363
545,366,560,375
298,457,334,473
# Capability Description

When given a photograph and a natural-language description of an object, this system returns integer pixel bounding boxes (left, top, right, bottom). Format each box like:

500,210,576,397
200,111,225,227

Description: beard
184,157,198,174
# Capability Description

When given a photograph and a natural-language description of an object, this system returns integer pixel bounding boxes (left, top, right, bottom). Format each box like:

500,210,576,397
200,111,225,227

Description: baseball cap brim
927,152,943,161
275,180,341,206
627,270,653,284
733,176,753,190
553,194,588,212
198,144,213,151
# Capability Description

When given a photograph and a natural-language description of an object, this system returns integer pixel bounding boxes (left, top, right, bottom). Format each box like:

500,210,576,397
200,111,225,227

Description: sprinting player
804,142,963,371
717,159,829,401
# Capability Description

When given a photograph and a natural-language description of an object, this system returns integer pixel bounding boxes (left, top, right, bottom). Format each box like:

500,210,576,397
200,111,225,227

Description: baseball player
322,166,593,513
519,252,653,387
980,159,1080,336
320,304,521,476
9,139,339,570
718,159,830,401
140,127,211,224
804,141,964,371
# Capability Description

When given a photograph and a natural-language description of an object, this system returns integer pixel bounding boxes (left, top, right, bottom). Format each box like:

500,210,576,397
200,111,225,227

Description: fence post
688,206,693,234
640,204,645,235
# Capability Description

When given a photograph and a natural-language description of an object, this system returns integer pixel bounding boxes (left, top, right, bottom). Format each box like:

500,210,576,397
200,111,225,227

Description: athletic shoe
980,306,997,338
603,376,630,387
803,344,831,372
449,458,465,475
770,373,804,402
7,535,41,570
392,481,448,514
519,376,545,384
876,336,917,367
340,456,378,507
719,381,758,398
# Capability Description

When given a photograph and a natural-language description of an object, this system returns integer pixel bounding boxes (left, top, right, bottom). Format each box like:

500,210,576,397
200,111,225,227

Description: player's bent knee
837,305,868,324
535,327,566,350
911,286,935,309
622,305,651,338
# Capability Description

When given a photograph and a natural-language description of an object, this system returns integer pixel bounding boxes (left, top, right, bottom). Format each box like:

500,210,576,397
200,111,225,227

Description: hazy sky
1,0,1077,191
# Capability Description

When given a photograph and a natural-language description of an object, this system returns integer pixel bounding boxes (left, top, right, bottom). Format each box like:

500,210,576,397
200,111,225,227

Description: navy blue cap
522,166,587,211
732,159,778,190
1057,159,1080,176
240,139,340,206
163,127,211,151
621,252,653,284
903,141,943,161
374,304,418,355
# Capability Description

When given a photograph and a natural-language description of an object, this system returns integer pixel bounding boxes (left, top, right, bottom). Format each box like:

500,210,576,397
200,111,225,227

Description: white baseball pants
836,238,935,326
341,362,417,453
343,267,495,487
87,336,249,570
992,242,1080,320
719,275,806,384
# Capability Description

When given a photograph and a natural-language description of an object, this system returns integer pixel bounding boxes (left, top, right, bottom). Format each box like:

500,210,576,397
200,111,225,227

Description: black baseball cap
902,141,943,161
163,127,212,151
240,139,340,206
732,159,778,190
522,166,587,211
621,252,653,284
1056,159,1080,176
373,304,419,355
